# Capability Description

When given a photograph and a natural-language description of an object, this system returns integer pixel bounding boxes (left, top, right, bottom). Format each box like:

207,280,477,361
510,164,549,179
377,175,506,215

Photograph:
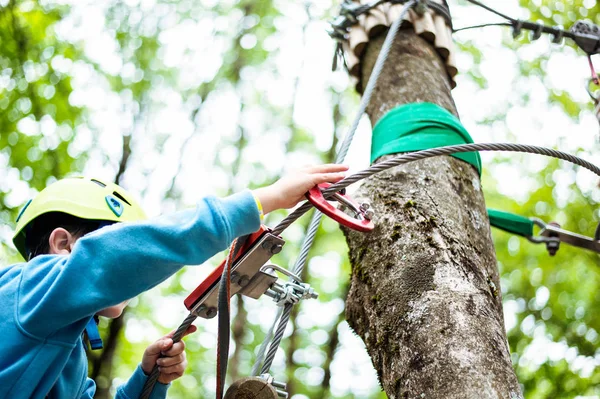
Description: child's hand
253,164,349,214
141,325,197,384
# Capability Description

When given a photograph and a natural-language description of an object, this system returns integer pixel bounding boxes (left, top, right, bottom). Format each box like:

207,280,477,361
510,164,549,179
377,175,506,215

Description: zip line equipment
331,0,600,69
487,209,600,256
138,146,600,399
331,0,600,128
139,141,600,399
139,1,600,398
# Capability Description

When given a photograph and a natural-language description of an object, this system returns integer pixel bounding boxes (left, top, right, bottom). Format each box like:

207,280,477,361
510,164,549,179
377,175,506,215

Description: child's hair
25,212,103,260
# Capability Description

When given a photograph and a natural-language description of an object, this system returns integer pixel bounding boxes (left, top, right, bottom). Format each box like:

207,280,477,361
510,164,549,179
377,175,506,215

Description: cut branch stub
224,377,279,399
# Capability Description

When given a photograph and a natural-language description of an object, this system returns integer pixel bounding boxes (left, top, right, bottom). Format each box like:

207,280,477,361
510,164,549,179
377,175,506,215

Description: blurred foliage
1,0,600,398
0,0,84,249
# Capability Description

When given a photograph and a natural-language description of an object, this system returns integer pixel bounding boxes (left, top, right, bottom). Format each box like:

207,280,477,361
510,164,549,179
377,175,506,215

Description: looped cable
216,237,248,399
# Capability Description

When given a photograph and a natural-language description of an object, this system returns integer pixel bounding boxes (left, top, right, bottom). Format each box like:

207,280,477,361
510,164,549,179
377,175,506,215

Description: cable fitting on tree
570,20,600,55
545,222,561,256
527,218,600,255
512,20,523,39
415,0,428,16
340,0,361,24
551,26,565,44
531,22,544,41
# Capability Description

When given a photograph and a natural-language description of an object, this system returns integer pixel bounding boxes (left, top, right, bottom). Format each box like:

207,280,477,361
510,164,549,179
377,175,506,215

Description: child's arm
19,191,260,338
17,165,348,339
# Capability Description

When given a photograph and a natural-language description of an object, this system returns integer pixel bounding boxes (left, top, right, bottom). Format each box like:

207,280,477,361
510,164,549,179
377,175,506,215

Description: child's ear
48,228,76,255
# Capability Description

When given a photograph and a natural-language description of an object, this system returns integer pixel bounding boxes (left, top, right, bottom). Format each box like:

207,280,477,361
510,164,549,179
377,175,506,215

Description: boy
0,164,348,398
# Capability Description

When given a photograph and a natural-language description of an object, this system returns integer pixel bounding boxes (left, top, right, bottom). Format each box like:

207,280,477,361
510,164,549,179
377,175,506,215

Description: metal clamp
527,218,600,255
184,227,286,319
551,26,564,44
571,20,600,55
258,373,288,398
261,264,319,306
339,0,361,24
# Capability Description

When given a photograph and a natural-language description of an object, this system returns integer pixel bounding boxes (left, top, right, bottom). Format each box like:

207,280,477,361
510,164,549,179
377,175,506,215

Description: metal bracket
527,218,600,255
571,20,600,55
184,228,286,319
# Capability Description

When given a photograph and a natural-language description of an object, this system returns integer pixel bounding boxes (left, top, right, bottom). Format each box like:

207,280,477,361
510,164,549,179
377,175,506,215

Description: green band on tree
371,102,482,175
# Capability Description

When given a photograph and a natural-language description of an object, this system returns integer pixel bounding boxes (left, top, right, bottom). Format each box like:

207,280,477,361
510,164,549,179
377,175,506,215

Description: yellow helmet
13,177,146,259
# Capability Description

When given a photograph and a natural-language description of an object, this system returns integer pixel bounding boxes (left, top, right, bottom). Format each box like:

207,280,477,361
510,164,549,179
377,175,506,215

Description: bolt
270,244,283,254
360,203,375,220
300,284,319,300
205,307,217,319
546,240,560,256
231,272,240,284
546,222,561,256
193,304,206,318
238,275,250,287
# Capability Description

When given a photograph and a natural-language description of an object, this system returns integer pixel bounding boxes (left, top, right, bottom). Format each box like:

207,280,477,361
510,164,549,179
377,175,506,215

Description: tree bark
342,29,523,398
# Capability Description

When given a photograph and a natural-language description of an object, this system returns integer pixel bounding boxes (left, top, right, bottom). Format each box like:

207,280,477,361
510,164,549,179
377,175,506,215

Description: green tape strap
371,102,482,175
487,209,534,237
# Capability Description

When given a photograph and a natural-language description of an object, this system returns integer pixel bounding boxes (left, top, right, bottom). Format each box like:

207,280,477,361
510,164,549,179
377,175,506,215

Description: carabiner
305,183,375,232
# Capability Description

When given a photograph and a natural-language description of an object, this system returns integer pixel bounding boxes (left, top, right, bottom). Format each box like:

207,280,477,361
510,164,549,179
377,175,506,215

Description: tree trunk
342,29,523,398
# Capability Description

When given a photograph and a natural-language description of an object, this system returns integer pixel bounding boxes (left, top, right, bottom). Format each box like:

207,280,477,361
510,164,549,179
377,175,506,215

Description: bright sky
2,0,600,396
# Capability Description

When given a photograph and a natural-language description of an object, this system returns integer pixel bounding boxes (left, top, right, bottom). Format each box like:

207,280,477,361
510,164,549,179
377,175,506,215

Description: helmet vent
91,179,106,187
112,191,132,206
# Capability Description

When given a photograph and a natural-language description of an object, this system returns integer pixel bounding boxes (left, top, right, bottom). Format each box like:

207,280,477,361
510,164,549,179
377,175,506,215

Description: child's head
23,212,104,259
13,177,146,318
13,177,146,260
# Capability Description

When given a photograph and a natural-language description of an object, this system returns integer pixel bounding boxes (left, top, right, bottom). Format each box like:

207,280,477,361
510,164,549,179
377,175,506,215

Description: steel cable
250,306,284,376
272,143,600,236
254,0,418,376
139,313,197,399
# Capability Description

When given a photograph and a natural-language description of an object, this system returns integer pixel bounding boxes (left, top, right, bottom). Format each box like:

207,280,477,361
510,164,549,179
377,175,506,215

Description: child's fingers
164,324,197,340
312,172,347,185
156,353,185,367
145,338,173,357
181,324,197,338
159,361,187,376
305,164,349,174
162,340,185,357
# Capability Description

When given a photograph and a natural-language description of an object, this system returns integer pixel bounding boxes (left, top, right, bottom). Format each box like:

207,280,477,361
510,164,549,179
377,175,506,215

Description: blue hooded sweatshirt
0,191,260,398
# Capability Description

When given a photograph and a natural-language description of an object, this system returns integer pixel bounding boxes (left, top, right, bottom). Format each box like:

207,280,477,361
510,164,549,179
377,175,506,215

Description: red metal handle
184,225,269,311
305,183,374,232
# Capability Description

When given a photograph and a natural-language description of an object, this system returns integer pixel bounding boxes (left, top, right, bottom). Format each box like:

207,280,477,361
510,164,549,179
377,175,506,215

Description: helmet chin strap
85,316,103,350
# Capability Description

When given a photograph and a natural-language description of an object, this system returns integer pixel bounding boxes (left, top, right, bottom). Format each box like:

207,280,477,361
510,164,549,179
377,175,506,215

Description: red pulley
305,183,374,232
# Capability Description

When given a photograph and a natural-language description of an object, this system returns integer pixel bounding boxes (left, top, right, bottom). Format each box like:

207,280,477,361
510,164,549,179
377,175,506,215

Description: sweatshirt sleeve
17,191,260,339
115,365,169,399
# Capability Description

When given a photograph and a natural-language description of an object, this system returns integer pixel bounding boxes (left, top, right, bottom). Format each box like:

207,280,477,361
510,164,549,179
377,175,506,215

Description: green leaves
2,0,600,397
